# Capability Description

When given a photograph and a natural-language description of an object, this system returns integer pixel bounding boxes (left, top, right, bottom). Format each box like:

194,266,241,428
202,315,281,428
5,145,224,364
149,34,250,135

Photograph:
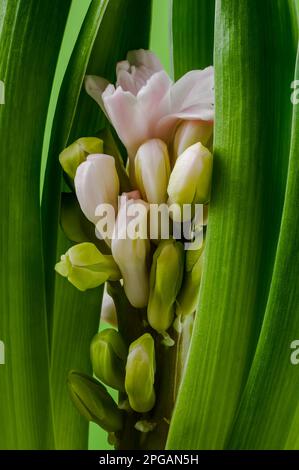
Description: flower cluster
56,50,214,437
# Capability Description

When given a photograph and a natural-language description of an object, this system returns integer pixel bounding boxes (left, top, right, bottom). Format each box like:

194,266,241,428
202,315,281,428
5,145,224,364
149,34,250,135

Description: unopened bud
148,239,184,333
177,243,205,317
167,142,213,221
111,198,150,308
101,287,117,327
68,371,123,432
125,334,156,413
55,242,121,291
173,120,213,163
90,329,127,391
135,139,170,203
75,154,120,226
59,137,103,180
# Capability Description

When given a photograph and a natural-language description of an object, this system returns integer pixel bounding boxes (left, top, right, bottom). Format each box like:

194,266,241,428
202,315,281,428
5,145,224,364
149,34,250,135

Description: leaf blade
167,0,296,449
0,0,70,449
228,47,299,451
170,0,215,79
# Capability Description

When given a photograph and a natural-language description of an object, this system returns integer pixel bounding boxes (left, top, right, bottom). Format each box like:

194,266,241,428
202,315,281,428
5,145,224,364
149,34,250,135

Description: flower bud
97,127,131,193
148,239,184,333
167,142,213,221
135,139,170,203
90,329,127,391
111,197,150,308
60,192,108,255
173,120,213,163
101,287,117,327
59,137,103,180
125,334,156,413
68,371,123,432
55,242,121,291
75,154,119,225
177,243,205,317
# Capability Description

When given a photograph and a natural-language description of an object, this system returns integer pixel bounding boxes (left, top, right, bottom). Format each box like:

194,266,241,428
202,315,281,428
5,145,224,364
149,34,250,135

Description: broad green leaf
42,0,108,335
170,0,215,79
42,0,152,449
50,229,104,450
167,0,296,449
228,49,299,450
0,0,70,449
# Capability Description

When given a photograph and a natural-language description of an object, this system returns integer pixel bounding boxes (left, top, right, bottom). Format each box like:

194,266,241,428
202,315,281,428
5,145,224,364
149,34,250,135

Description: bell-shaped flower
172,120,213,164
74,154,120,242
55,242,121,291
135,139,170,203
85,50,214,161
167,142,213,222
111,196,150,308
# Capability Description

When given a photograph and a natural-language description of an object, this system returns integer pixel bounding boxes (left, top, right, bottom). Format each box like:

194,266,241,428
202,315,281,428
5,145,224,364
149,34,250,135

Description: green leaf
167,0,297,449
227,48,299,450
0,0,70,449
42,0,152,449
170,0,215,79
42,0,109,335
51,229,104,449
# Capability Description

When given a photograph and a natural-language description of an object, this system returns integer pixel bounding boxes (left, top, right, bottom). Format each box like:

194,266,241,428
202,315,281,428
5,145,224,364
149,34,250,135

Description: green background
41,0,170,450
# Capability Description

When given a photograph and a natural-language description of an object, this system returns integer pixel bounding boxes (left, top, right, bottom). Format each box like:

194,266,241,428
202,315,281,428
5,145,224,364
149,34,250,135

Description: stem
108,281,195,450
143,314,194,450
107,281,145,449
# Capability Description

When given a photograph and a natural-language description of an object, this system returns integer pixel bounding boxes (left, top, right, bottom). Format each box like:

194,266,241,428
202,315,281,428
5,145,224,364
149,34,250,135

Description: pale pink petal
116,60,130,75
156,66,214,141
127,49,163,73
116,69,139,94
123,190,142,200
103,71,172,156
102,86,148,156
137,70,172,114
168,67,214,110
85,75,110,115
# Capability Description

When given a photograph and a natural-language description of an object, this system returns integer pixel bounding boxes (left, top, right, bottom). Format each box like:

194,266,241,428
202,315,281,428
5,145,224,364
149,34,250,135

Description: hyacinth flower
55,48,214,449
3,0,298,454
85,49,214,180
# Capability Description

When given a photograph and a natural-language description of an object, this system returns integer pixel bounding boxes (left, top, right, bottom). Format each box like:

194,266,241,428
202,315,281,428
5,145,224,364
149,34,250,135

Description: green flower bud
90,329,127,391
167,142,213,222
177,243,205,317
55,242,121,291
60,192,109,255
148,240,184,333
135,139,171,203
59,137,103,180
101,287,118,327
125,334,156,413
68,371,123,432
173,120,213,163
